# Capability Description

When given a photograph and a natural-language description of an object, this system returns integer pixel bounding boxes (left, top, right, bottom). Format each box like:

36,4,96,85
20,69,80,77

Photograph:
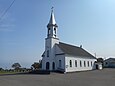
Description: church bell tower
47,7,58,38
42,7,59,71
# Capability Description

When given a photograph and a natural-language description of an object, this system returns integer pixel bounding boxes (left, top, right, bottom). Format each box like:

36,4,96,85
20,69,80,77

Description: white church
42,8,97,73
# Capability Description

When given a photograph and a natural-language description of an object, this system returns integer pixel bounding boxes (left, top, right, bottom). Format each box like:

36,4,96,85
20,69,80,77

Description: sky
0,0,115,69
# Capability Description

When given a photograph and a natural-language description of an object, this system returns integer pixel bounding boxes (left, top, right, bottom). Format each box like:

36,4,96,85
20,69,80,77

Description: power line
0,0,16,22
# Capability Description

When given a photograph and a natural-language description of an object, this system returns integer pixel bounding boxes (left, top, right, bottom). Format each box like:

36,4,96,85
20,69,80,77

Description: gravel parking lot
0,68,115,86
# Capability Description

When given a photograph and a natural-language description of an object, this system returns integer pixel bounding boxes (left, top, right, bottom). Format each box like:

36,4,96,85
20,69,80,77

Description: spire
47,7,58,38
48,7,56,25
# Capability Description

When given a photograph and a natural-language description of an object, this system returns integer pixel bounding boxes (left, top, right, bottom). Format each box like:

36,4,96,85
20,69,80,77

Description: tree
97,58,104,63
12,63,21,70
31,62,40,70
39,60,42,68
0,68,4,71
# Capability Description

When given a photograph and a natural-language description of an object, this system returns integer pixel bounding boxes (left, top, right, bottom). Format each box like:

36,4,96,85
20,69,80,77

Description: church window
59,60,61,67
54,28,56,34
75,60,77,67
70,60,72,67
48,28,50,35
54,28,56,37
91,61,92,66
80,60,82,67
84,61,86,67
47,50,49,57
105,62,108,65
87,61,89,67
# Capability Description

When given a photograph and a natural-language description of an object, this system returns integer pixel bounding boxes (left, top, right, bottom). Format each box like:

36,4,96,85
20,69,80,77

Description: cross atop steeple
51,7,54,11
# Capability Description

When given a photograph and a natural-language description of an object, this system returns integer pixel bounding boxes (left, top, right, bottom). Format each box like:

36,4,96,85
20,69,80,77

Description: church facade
42,9,96,73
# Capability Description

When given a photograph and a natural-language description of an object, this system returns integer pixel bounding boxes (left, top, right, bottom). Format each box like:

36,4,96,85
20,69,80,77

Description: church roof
57,42,96,59
104,58,115,62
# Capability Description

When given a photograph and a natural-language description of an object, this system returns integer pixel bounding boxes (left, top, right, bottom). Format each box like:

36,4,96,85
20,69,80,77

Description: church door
46,62,50,70
52,62,55,70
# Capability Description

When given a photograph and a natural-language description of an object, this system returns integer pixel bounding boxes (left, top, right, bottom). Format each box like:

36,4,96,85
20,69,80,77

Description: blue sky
0,0,115,69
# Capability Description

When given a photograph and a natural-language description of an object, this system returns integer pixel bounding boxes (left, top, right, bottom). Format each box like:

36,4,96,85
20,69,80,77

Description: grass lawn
0,71,22,74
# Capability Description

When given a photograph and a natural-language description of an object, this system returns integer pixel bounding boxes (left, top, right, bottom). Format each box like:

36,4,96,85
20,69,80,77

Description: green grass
0,71,21,74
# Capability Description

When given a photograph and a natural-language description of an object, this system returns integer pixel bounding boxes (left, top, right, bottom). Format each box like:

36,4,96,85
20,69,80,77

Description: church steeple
47,7,58,38
48,7,56,25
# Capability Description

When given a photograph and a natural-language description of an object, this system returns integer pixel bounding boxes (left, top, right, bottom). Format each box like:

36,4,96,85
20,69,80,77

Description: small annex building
104,58,115,68
41,8,96,73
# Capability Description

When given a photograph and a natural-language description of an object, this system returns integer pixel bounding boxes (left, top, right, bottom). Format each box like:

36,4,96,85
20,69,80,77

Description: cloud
0,12,15,32
0,23,15,32
0,1,16,32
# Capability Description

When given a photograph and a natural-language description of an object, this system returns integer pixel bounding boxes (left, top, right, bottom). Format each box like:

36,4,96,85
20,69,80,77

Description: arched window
54,28,56,34
80,60,82,67
91,61,92,66
84,61,86,67
75,60,77,67
48,28,50,35
47,50,49,57
70,60,72,67
54,28,56,37
87,61,89,67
